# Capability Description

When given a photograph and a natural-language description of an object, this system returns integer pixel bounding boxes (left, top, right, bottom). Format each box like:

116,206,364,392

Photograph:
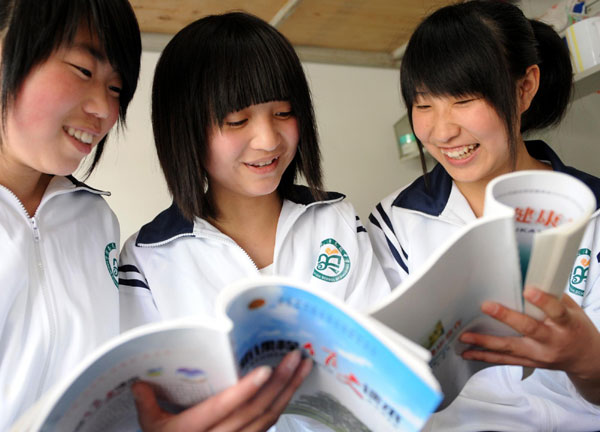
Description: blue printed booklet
370,170,596,409
18,277,442,432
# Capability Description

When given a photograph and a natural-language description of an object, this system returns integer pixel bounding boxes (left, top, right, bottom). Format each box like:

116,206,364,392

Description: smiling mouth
245,157,279,167
440,144,479,160
64,127,93,144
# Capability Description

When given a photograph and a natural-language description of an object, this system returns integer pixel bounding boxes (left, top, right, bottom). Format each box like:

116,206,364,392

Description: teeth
440,144,478,159
66,127,93,144
249,157,277,167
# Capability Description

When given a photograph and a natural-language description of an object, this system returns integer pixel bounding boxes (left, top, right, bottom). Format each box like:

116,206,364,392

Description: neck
455,140,552,218
0,150,52,216
209,190,283,269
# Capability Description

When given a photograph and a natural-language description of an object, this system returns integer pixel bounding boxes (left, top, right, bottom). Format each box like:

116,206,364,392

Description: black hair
401,0,572,174
152,11,323,221
0,0,141,175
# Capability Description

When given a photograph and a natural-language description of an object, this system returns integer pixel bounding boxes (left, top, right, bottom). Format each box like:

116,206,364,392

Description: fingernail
285,350,302,371
524,287,541,302
482,301,499,315
253,366,272,386
460,333,473,344
300,358,313,378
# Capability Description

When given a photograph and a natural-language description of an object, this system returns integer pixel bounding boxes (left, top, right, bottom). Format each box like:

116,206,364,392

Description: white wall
84,0,600,243
532,92,600,178
83,52,423,242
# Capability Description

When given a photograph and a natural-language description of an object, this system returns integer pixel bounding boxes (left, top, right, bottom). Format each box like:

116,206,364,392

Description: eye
225,119,247,127
275,111,293,119
69,63,92,78
455,99,474,105
414,104,431,110
108,85,122,96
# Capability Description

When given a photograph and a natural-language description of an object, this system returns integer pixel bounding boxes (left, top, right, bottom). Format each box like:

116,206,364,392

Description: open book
369,170,597,410
17,277,442,432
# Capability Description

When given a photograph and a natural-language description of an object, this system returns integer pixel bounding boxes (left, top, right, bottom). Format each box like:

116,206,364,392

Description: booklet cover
19,278,442,432
369,170,596,409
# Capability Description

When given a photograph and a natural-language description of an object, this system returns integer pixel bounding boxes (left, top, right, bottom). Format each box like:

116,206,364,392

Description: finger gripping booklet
369,170,597,410
19,277,442,432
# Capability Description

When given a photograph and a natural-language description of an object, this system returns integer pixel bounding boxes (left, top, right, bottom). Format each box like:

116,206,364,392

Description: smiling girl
118,12,389,431
368,1,600,430
0,0,141,428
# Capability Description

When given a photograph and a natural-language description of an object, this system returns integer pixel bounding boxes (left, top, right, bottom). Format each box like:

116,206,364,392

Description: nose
82,84,112,119
250,117,280,151
430,109,460,144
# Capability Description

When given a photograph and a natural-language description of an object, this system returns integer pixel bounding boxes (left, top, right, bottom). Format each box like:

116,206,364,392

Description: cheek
100,99,121,135
13,84,69,128
205,135,237,176
411,114,429,144
284,118,300,151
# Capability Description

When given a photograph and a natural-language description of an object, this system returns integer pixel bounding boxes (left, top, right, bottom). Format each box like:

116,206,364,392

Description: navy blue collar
136,185,344,246
392,140,600,216
66,175,108,194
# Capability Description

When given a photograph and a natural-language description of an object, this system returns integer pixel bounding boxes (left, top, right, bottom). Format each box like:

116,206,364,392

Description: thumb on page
132,381,169,430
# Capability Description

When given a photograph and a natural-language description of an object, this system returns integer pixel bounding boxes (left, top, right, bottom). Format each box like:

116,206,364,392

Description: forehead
60,25,108,62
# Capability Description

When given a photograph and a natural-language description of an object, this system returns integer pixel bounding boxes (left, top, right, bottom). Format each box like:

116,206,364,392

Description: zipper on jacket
204,232,259,271
30,216,57,402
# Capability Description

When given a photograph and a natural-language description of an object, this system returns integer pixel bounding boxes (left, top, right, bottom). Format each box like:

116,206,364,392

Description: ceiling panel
130,0,289,34
131,0,457,68
278,0,454,52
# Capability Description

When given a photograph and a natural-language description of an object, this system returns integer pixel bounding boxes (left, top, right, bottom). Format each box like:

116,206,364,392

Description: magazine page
24,318,235,432
485,170,596,319
368,211,522,410
218,276,442,432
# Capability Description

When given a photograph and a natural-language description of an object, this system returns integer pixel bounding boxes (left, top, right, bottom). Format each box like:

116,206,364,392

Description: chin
250,185,280,198
52,162,82,177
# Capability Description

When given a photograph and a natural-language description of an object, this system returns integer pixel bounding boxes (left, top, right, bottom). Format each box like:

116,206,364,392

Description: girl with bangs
368,1,600,430
119,11,389,431
0,0,140,428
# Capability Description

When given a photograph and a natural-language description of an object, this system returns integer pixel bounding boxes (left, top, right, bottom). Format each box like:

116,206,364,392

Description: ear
517,65,540,114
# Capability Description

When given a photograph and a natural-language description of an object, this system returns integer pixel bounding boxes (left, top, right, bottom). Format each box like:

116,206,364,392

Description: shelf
573,63,600,101
398,151,420,162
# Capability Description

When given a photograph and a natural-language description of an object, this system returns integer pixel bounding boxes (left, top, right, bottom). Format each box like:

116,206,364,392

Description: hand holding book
131,350,313,432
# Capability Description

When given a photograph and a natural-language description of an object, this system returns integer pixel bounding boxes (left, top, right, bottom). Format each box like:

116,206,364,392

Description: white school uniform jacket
368,141,600,431
119,185,390,328
0,176,120,430
119,186,390,432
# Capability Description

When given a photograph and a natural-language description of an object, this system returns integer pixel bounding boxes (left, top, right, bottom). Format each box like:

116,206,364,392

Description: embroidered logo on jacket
569,248,591,296
104,242,119,288
313,238,350,282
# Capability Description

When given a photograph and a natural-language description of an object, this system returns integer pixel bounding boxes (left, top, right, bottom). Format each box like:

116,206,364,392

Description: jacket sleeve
336,203,391,311
567,212,600,326
118,232,161,332
367,201,410,290
568,212,600,409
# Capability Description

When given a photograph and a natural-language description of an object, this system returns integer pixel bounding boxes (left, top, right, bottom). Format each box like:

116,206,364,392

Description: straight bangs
402,11,509,115
204,15,322,201
208,29,301,126
1,0,140,176
401,5,517,158
2,0,140,124
63,0,141,123
153,12,323,221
